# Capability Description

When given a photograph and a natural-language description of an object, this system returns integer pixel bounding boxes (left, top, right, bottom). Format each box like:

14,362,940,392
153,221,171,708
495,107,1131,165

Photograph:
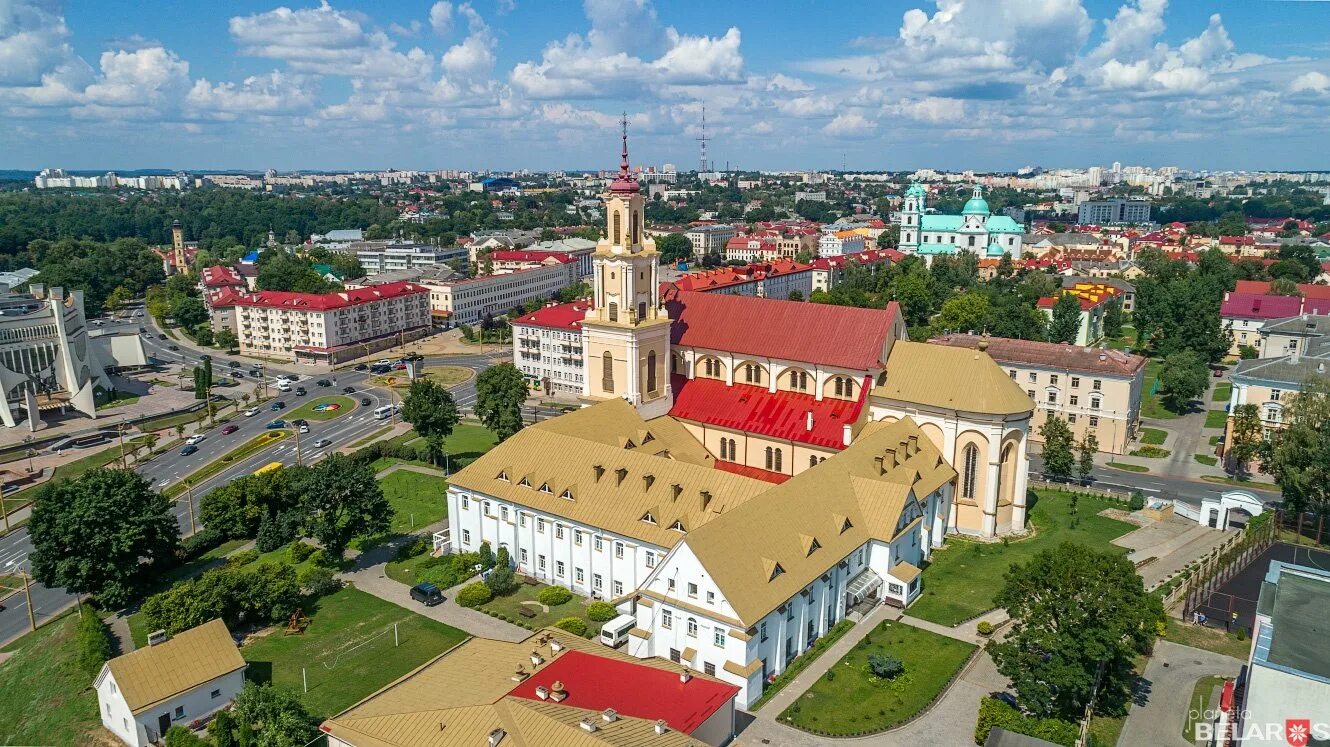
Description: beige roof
323,628,711,747
680,417,956,626
875,340,1034,416
449,400,769,548
102,619,245,714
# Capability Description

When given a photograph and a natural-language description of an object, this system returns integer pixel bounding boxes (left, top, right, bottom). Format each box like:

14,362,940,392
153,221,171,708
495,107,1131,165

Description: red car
220,425,240,435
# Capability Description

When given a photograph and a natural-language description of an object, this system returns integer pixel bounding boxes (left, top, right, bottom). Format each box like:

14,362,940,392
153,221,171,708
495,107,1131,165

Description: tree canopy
401,377,460,466
475,363,529,441
297,454,391,558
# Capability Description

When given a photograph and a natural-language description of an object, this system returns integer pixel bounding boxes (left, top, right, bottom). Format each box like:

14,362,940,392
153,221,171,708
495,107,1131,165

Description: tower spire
609,112,639,195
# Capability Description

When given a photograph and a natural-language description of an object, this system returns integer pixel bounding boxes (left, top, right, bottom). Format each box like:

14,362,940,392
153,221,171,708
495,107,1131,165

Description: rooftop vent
530,651,544,666
488,728,506,746
550,638,564,653
535,685,549,700
580,719,598,733
680,671,692,683
147,630,169,646
654,720,669,735
602,709,619,723
550,680,568,702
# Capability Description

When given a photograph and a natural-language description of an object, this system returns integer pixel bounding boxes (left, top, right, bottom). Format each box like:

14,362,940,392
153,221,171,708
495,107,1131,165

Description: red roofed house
1036,281,1121,345
1220,291,1330,356
213,282,432,366
488,250,577,274
512,300,593,395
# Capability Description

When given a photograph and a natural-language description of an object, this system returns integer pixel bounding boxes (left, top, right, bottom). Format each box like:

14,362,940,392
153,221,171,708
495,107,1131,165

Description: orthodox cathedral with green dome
897,183,1025,264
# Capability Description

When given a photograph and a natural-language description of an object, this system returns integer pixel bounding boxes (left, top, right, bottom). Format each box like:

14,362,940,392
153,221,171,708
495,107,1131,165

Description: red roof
930,334,1146,377
666,291,898,370
1219,235,1256,246
489,250,576,264
669,375,868,449
1234,280,1330,300
223,281,428,311
506,650,737,734
201,265,243,288
714,460,792,484
1220,292,1303,320
667,260,813,294
512,300,591,331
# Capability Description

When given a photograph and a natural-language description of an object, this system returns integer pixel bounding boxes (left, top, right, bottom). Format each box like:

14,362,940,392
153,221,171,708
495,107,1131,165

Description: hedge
554,617,588,636
456,582,493,608
974,697,1079,746
76,611,114,676
586,601,618,622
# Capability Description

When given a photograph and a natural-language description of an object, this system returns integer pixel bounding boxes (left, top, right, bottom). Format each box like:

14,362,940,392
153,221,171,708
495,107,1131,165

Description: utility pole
293,425,303,466
21,570,35,633
117,421,128,468
183,482,197,533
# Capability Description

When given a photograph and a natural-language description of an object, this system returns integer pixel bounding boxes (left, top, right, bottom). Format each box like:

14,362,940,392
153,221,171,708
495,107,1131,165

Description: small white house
95,618,247,747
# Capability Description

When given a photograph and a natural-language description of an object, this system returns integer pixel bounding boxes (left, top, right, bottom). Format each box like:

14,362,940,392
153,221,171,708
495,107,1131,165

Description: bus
373,405,396,420
256,461,284,475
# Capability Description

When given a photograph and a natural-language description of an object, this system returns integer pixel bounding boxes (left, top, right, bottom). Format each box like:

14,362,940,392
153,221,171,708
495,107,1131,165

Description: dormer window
670,520,686,532
538,483,552,494
518,476,532,488
560,489,575,501
496,470,509,482
641,512,657,525
615,467,628,486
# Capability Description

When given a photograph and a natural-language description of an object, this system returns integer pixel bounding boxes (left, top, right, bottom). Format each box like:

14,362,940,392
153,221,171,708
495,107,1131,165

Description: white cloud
429,1,452,36
822,111,875,137
229,1,431,79
0,0,80,86
440,4,495,81
1291,71,1330,94
764,73,814,93
186,71,318,118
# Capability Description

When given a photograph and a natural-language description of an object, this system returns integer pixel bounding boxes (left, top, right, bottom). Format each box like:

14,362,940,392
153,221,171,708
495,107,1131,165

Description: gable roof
1234,280,1330,300
1220,293,1304,320
876,340,1034,416
668,375,868,449
101,619,245,714
666,291,899,370
929,334,1147,378
680,417,955,625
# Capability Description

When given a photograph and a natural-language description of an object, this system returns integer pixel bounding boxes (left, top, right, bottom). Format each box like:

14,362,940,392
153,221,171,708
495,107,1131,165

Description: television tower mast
696,103,711,174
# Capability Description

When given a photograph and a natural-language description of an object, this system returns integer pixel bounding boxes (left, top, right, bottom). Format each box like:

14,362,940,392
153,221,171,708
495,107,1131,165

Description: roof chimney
579,719,598,733
654,720,669,735
535,685,549,700
806,410,814,431
550,680,568,702
147,630,169,646
680,671,692,683
488,728,506,746
602,709,619,723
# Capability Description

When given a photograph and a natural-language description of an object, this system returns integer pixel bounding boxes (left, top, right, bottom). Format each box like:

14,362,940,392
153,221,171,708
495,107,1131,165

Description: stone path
374,463,447,479
1119,641,1243,747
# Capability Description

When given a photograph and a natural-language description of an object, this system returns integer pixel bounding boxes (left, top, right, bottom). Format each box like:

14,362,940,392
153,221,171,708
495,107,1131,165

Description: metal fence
1175,513,1278,617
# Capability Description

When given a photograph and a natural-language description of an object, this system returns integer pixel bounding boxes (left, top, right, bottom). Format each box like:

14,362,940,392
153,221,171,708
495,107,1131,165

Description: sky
3,0,1330,173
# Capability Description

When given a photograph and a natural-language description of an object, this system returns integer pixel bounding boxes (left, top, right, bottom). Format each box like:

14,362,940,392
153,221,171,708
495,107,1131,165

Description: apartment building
518,237,597,277
512,301,590,395
666,260,815,301
1037,282,1122,345
214,281,432,366
683,225,736,258
1076,199,1151,225
1224,338,1330,464
487,250,577,276
1258,314,1330,358
1220,293,1330,356
930,335,1145,454
423,261,578,325
817,230,866,257
351,241,467,275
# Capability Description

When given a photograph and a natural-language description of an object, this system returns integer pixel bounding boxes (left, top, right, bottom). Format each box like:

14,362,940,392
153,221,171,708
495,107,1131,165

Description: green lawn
1204,410,1229,429
366,423,498,474
138,408,209,432
1140,359,1182,420
1107,461,1149,473
1184,676,1228,741
779,620,975,736
1139,427,1167,445
1129,446,1170,459
95,393,141,410
384,550,444,587
0,613,101,745
287,395,357,422
1194,454,1219,467
375,366,474,392
378,469,448,534
478,582,601,637
1201,475,1278,490
908,490,1135,626
1212,382,1232,402
1163,617,1252,659
242,586,468,719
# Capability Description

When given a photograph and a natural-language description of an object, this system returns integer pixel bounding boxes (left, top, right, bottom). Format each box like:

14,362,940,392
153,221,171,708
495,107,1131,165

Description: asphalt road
1027,452,1281,509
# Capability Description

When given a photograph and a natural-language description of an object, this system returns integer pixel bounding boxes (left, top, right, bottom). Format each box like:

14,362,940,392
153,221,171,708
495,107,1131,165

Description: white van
373,405,396,420
599,614,636,648
275,380,292,392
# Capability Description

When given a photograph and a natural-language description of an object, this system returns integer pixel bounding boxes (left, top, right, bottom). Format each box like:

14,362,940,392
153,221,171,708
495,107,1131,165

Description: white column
768,361,784,394
626,336,640,403
813,368,827,401
982,425,1002,538
725,353,735,386
1011,429,1030,531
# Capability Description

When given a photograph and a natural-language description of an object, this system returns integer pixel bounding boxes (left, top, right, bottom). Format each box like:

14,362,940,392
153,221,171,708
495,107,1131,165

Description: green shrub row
974,697,1078,746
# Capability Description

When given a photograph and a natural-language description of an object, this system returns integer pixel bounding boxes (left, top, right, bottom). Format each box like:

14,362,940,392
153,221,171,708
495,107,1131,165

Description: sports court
1190,542,1330,635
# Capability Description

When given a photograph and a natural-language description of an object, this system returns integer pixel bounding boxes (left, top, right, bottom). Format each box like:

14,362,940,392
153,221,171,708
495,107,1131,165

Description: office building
1076,199,1151,225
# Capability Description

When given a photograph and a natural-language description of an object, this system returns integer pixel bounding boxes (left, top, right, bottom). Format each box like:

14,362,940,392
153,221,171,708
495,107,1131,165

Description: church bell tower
581,117,673,419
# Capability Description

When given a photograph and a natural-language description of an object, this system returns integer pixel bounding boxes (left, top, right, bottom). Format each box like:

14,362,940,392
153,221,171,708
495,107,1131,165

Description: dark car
270,401,286,410
249,370,261,377
360,397,372,406
291,419,308,427
229,361,240,368
200,354,211,361
158,333,167,340
355,363,368,371
410,582,443,606
1213,368,1224,377
138,326,147,333
168,344,179,351
179,444,199,456
316,379,332,387
234,371,245,378
342,386,355,394
221,425,239,435
266,419,286,429
295,386,307,396
369,364,391,375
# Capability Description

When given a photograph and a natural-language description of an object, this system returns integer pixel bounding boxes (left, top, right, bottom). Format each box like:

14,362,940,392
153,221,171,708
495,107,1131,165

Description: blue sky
4,0,1330,172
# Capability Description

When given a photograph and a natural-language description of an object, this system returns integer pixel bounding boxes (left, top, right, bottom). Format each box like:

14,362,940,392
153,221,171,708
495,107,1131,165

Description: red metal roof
930,334,1146,377
506,650,737,734
221,281,428,311
511,300,592,331
201,265,244,288
1234,280,1330,300
714,460,792,484
666,291,898,370
489,250,576,264
669,374,868,449
1220,292,1303,320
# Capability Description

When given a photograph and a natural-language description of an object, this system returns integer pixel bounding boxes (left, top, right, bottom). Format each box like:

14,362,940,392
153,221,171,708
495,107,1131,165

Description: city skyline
3,0,1330,171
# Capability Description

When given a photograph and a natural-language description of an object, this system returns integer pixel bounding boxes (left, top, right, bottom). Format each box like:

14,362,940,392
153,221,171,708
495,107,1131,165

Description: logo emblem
1286,719,1311,747
312,403,341,412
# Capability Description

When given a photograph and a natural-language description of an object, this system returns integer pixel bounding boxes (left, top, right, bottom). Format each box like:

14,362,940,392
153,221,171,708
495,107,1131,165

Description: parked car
270,401,286,410
138,326,147,333
316,379,331,387
295,386,307,396
410,582,443,606
266,419,286,429
185,434,206,445
393,363,407,370
376,359,392,366
355,363,368,371
221,425,240,435
313,438,332,448
244,407,259,417
1213,368,1224,377
342,386,355,394
291,418,307,426
360,397,372,406
179,444,198,456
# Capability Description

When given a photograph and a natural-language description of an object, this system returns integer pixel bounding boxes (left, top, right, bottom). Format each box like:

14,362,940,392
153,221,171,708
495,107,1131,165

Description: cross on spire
619,111,630,177
609,111,639,195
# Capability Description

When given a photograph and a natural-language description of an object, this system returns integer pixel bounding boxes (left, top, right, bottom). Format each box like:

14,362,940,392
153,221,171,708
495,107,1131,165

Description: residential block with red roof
1036,281,1122,345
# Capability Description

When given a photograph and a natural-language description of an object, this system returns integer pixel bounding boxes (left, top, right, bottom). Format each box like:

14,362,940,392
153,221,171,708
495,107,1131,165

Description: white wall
98,668,245,747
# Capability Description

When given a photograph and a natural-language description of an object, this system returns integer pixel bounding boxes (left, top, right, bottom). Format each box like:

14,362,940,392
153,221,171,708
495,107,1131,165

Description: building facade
513,301,591,395
1076,199,1151,225
422,261,578,325
684,225,736,259
353,241,468,275
817,230,865,257
897,184,1024,260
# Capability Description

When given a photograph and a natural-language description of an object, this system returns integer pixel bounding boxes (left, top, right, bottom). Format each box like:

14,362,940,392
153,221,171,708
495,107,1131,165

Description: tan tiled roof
323,628,713,747
875,340,1034,416
448,400,769,548
680,417,956,625
929,334,1146,377
103,619,245,714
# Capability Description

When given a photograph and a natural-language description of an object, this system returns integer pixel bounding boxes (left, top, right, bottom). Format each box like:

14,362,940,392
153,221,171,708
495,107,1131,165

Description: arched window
613,211,622,244
631,211,640,245
961,444,979,499
602,351,614,392
774,448,783,472
765,446,774,470
834,376,845,397
637,301,647,321
608,302,618,322
646,350,657,394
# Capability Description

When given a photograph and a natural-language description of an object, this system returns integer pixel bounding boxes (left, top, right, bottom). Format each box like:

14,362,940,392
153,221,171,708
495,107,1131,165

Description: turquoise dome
905,183,926,198
962,195,990,215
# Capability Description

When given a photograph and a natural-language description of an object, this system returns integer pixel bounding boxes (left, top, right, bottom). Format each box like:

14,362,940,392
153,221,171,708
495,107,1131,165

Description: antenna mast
696,103,711,174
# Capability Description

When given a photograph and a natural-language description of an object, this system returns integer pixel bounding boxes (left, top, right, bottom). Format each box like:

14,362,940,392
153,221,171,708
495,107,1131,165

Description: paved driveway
1119,641,1244,747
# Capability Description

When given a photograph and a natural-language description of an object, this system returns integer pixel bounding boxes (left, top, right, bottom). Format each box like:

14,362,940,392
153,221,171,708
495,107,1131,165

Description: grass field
366,423,498,474
1141,359,1182,420
780,620,974,736
287,395,357,422
138,408,208,432
0,614,101,746
1184,676,1228,741
1139,427,1167,445
384,550,442,587
1129,445,1170,458
908,490,1135,626
477,582,600,637
1212,382,1232,402
373,365,473,391
378,469,448,535
1205,410,1229,429
1162,617,1252,659
95,393,141,410
241,586,468,718
1107,461,1149,473
1194,454,1219,466
1201,475,1278,490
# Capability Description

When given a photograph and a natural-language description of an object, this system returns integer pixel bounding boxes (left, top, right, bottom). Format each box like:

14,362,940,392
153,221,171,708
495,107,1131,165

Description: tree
105,285,134,311
934,292,991,334
1226,403,1263,478
1159,349,1209,413
475,363,528,441
297,454,391,558
400,378,459,467
216,328,238,351
29,468,178,607
75,610,114,675
1102,297,1124,340
1262,376,1330,539
1077,432,1098,485
200,469,303,539
230,682,319,747
990,542,1163,721
1216,211,1249,236
787,290,804,302
655,233,694,264
171,296,208,329
1039,415,1076,481
1047,293,1082,344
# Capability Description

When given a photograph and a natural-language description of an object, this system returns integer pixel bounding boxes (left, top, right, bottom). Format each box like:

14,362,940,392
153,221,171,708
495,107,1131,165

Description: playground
1189,542,1330,635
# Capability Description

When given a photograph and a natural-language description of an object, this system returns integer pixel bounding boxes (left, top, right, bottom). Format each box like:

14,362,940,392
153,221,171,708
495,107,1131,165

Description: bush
553,616,588,636
395,537,430,562
209,710,237,747
1129,491,1146,511
226,549,260,568
288,541,316,564
180,527,224,559
977,621,995,636
537,585,573,606
586,601,618,622
456,582,493,608
824,670,835,682
867,653,905,680
974,697,1078,747
485,565,519,596
297,565,341,597
416,551,481,590
141,562,302,635
478,541,495,570
163,725,208,747
308,549,335,568
75,612,114,675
